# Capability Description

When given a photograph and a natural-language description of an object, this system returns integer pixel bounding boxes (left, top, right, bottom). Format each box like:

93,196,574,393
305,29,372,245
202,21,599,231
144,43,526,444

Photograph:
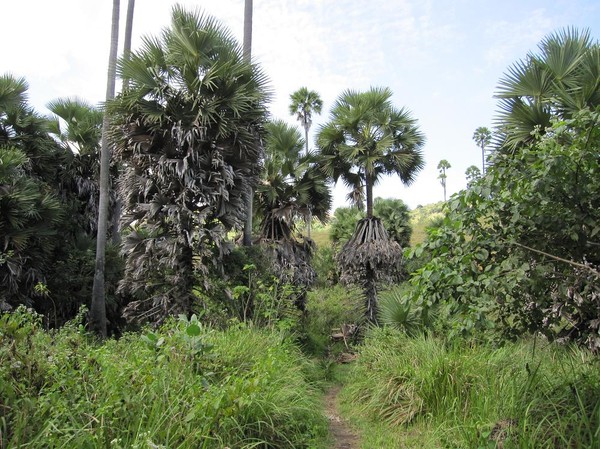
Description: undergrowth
341,327,600,448
0,307,328,449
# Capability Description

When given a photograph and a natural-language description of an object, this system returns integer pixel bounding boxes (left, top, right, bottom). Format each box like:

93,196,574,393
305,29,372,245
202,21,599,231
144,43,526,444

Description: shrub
301,285,363,357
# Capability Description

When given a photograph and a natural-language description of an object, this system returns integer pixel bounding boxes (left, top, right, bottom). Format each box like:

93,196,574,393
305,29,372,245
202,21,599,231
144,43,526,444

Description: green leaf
186,323,201,337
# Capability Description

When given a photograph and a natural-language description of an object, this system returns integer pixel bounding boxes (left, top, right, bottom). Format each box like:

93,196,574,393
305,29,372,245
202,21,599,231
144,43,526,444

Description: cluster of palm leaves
0,75,122,323
495,28,600,150
109,7,270,322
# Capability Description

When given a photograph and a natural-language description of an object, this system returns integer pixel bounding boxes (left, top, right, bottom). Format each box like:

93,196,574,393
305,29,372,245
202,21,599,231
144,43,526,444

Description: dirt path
324,386,360,449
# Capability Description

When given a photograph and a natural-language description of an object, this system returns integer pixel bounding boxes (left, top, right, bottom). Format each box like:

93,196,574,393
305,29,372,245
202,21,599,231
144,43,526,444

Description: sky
3,0,599,210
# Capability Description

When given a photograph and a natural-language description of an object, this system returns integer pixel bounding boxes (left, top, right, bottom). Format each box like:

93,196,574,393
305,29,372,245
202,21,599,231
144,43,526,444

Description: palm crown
317,86,425,217
495,28,600,150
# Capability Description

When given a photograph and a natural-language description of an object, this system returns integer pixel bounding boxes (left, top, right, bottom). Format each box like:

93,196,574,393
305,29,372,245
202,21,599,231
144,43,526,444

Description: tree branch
509,240,600,277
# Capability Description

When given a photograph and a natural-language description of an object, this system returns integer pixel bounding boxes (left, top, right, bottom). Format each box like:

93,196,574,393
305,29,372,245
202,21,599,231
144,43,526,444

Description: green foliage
111,7,270,322
301,285,363,357
496,28,599,150
311,244,339,287
0,74,122,326
0,308,328,448
342,328,600,448
378,285,437,336
330,198,412,248
409,110,600,349
408,201,444,246
329,206,364,246
201,245,305,331
317,86,425,215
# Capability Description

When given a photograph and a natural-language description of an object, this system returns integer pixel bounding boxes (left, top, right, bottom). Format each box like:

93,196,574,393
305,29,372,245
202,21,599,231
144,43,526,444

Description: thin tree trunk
122,0,135,90
481,144,485,174
364,263,378,324
90,0,120,338
242,0,254,246
365,171,374,218
304,125,309,155
243,0,253,60
111,0,134,245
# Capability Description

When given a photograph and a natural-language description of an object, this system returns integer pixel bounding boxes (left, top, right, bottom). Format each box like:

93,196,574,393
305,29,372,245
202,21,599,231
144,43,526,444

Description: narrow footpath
324,385,360,449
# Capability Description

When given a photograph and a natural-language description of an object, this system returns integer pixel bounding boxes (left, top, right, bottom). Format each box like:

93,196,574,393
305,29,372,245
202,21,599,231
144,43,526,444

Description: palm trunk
243,0,253,60
242,0,254,246
111,0,134,245
304,125,309,155
364,263,378,323
122,0,135,90
481,144,485,174
366,171,374,218
91,0,120,338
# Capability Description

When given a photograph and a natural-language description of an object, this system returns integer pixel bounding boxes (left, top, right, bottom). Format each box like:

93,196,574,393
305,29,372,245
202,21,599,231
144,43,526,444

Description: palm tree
289,87,323,238
495,28,599,150
318,87,424,218
255,120,331,303
317,86,425,322
110,6,269,323
465,165,481,187
472,127,491,173
289,87,323,155
0,75,64,311
90,0,120,337
256,120,331,241
437,159,451,201
47,98,104,234
242,0,254,247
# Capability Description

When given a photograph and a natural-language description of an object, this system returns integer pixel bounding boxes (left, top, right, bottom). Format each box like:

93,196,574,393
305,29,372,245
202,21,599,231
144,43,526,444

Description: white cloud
3,0,599,210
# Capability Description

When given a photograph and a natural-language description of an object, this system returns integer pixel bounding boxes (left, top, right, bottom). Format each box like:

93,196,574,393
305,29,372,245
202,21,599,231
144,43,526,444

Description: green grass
310,227,331,249
409,201,445,246
340,327,600,448
0,308,328,449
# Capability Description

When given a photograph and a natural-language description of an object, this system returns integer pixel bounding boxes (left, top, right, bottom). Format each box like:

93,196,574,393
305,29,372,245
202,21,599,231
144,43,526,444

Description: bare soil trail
324,385,360,449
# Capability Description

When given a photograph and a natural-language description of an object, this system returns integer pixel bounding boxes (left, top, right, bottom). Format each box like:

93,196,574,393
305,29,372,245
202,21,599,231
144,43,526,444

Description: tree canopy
110,6,270,322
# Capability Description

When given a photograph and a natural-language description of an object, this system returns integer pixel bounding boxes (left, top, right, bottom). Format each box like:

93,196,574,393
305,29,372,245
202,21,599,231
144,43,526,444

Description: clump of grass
0,307,328,449
341,327,600,448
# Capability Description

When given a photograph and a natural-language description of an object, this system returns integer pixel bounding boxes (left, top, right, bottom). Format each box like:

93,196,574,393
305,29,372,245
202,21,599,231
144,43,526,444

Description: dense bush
301,285,363,357
409,111,600,349
0,308,328,449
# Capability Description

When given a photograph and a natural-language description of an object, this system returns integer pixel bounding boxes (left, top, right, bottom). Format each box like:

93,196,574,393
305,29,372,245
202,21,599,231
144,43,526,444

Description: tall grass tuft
341,327,600,448
0,307,328,449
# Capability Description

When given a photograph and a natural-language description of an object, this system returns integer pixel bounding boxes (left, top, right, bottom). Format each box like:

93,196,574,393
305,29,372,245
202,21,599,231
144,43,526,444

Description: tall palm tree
437,159,450,201
122,0,135,86
465,164,481,187
111,6,269,323
242,0,254,247
289,87,323,154
495,28,599,150
318,87,424,218
255,119,331,309
317,86,425,322
472,127,491,173
90,0,120,337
